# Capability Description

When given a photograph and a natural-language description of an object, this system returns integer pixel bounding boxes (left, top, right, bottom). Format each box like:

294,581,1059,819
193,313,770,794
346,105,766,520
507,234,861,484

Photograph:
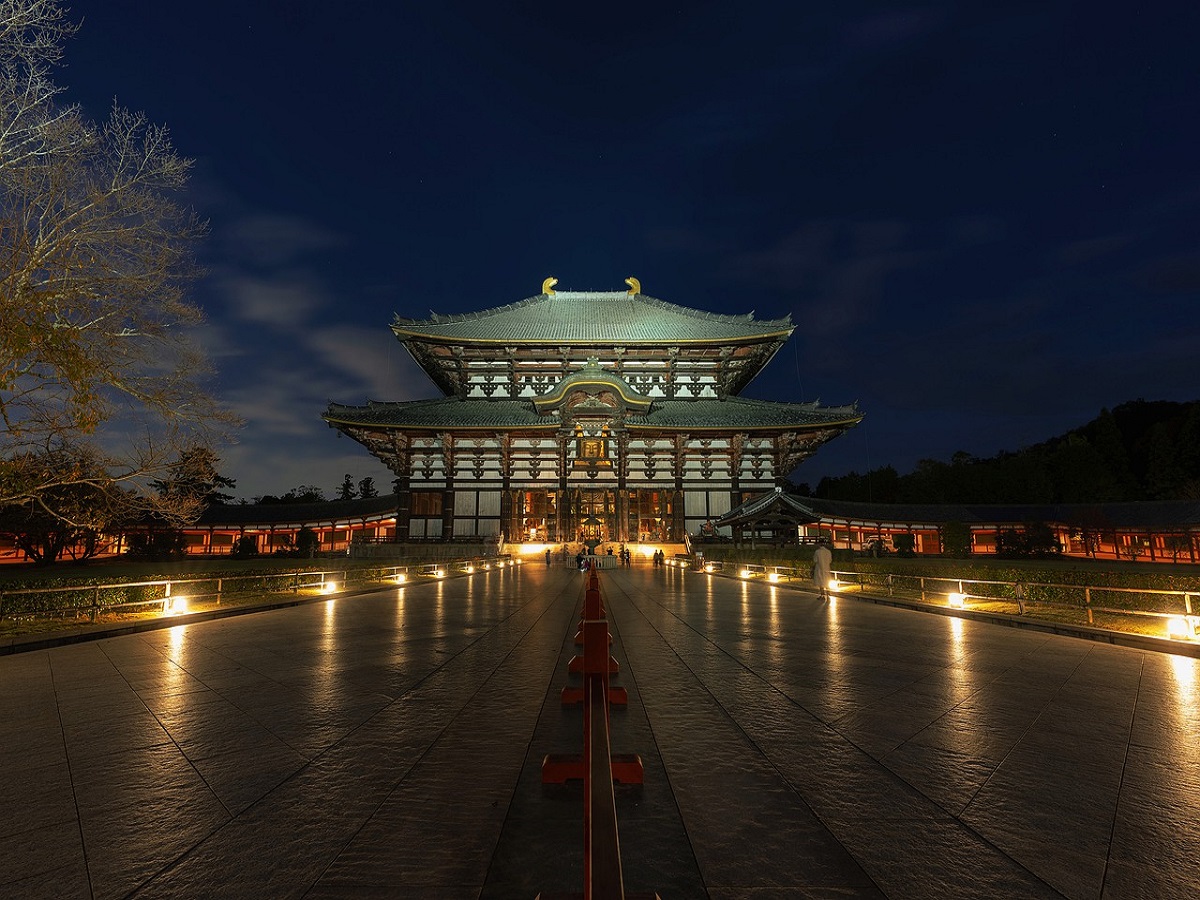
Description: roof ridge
392,291,793,329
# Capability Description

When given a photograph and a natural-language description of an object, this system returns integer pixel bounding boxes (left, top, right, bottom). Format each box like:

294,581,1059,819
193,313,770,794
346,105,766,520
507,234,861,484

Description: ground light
948,591,966,610
704,563,716,573
767,572,781,583
164,596,188,615
322,582,338,594
394,573,407,584
1167,616,1200,640
828,579,839,593
739,568,751,578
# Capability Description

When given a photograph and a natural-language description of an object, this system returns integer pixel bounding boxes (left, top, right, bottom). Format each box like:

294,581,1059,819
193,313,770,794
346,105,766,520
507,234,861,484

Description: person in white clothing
812,541,833,600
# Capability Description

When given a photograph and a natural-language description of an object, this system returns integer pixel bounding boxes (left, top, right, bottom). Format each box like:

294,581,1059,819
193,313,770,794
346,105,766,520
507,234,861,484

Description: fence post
920,577,926,602
887,574,894,597
217,578,223,606
91,585,100,623
1186,592,1193,615
1084,586,1094,625
1015,582,1025,615
163,581,172,614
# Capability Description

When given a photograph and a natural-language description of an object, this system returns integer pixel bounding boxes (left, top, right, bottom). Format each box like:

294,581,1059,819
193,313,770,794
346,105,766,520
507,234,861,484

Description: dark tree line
812,400,1200,505
249,475,379,506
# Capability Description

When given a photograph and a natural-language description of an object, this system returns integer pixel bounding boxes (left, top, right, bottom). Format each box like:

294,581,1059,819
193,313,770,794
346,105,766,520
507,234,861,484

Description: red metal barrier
543,573,643,786
538,570,658,900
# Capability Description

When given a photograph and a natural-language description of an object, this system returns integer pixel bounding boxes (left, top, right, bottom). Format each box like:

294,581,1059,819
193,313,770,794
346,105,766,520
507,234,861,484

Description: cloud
734,219,925,337
1138,253,1200,295
843,10,943,52
210,270,329,328
306,326,432,402
218,213,346,268
1052,233,1134,267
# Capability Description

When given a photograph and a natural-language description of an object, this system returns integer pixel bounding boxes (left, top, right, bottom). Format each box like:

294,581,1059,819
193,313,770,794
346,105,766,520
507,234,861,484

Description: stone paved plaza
2,563,1199,898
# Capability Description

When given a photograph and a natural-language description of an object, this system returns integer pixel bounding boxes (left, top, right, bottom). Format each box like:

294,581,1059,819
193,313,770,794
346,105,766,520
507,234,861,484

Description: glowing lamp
704,563,715,573
828,579,839,592
165,596,188,615
739,568,751,579
948,592,966,610
1167,616,1200,639
394,574,407,584
435,569,445,578
767,572,781,583
465,565,475,574
323,582,338,594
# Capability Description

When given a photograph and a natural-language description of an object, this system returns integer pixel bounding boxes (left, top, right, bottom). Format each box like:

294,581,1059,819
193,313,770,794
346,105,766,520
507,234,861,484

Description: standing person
545,548,552,567
812,541,833,600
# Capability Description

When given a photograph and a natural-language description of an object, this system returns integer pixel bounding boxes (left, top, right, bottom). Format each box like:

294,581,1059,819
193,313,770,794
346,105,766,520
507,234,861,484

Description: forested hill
811,400,1200,504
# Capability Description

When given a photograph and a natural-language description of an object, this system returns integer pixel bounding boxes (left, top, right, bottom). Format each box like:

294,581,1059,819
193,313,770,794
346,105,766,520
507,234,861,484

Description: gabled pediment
533,358,652,415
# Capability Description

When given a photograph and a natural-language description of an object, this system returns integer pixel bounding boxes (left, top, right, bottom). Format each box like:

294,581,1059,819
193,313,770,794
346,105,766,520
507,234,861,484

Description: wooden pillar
395,476,412,542
441,434,455,542
615,435,628,542
557,432,570,542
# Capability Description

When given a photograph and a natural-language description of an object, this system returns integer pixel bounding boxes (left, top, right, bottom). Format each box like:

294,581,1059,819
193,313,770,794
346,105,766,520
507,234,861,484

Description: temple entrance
636,489,675,542
581,516,605,549
576,490,615,550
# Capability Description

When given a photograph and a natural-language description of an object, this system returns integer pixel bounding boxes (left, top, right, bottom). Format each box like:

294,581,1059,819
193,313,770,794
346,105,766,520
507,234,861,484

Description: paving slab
0,563,1197,898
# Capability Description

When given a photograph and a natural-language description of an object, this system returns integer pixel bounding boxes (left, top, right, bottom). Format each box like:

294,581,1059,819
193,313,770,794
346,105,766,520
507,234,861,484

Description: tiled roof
717,488,819,526
804,497,1200,528
324,396,861,431
324,398,550,429
392,291,794,344
717,491,1200,529
629,397,860,429
197,494,400,527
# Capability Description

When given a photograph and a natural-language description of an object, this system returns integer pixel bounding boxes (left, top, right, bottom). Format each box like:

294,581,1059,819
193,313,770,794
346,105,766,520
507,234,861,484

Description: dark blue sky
65,1,1200,498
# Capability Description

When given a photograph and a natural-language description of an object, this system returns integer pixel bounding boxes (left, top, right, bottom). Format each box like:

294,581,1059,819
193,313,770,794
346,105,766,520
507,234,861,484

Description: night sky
63,1,1200,499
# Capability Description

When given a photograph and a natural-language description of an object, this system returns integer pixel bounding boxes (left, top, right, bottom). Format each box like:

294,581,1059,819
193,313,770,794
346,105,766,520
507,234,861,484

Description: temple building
322,278,862,547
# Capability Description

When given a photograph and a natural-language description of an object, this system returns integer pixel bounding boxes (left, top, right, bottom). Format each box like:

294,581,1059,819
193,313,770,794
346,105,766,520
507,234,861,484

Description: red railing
539,570,658,900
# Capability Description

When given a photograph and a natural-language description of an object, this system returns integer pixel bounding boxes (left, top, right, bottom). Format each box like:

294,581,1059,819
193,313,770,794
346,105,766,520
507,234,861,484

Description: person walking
812,541,833,600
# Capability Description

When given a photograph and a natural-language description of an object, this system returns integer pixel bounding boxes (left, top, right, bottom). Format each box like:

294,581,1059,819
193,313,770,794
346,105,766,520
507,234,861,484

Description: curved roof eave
390,326,797,346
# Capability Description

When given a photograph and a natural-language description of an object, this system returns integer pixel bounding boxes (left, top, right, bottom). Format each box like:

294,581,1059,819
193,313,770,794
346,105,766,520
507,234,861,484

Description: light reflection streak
1167,654,1200,760
1170,653,1196,698
766,587,783,667
946,616,973,702
163,624,189,693
311,599,338,709
822,591,845,710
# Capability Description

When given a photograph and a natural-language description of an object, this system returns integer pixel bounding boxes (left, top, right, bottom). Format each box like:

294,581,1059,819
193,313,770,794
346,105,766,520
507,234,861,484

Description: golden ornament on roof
542,276,558,295
625,276,641,295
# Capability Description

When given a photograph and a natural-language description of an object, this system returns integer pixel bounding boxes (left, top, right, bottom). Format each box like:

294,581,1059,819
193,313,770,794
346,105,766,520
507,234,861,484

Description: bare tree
0,0,231,529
